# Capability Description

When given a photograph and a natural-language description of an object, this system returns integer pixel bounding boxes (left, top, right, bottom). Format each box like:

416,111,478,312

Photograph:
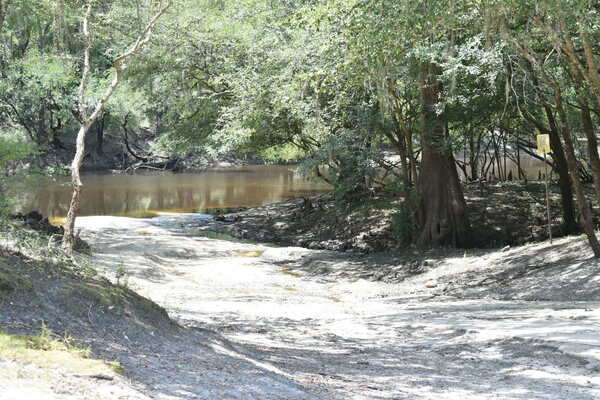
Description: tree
489,0,600,257
335,0,478,245
417,62,468,246
62,0,172,253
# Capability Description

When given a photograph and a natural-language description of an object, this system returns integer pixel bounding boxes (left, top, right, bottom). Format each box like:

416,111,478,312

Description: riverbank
1,214,600,398
74,215,600,398
37,147,271,174
200,181,596,252
0,219,321,399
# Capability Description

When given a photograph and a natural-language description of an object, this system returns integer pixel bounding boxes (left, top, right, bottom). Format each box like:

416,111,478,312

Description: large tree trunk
416,64,469,247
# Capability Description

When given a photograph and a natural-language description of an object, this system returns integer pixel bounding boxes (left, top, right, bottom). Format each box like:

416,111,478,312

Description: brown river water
14,155,549,224
14,165,331,222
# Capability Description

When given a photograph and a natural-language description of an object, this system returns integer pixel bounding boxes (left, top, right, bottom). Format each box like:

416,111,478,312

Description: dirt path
78,214,600,399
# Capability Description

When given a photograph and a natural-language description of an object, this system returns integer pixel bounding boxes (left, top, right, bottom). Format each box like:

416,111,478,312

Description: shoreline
2,210,600,399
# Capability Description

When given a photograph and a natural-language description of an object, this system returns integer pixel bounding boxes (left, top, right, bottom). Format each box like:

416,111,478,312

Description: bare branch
63,0,173,253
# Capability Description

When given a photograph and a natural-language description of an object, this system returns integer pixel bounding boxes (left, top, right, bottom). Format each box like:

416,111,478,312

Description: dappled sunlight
70,213,600,399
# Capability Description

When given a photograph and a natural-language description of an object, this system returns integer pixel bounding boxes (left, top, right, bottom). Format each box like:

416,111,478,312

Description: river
14,165,331,222
14,156,549,224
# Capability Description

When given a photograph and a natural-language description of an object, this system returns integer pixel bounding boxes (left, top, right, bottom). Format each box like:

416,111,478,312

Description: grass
0,327,123,377
0,217,97,279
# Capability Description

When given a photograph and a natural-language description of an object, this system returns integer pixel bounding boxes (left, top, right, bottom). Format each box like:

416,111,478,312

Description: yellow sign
537,134,551,154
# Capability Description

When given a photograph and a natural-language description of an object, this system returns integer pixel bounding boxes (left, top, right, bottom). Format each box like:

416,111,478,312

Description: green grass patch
58,281,168,320
0,328,122,376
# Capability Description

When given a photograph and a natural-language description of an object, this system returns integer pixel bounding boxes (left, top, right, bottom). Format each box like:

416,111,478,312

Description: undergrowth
0,217,96,278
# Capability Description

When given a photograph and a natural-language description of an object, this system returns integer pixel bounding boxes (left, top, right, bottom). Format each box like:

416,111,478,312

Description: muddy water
16,165,330,220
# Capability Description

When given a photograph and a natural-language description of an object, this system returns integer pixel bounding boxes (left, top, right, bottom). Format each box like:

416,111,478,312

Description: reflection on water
15,156,550,221
16,165,331,219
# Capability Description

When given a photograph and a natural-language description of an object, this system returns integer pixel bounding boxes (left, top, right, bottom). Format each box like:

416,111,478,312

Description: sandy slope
69,214,600,399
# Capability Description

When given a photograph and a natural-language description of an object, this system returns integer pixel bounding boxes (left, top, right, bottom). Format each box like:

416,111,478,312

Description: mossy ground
0,329,122,377
0,270,29,298
0,217,178,386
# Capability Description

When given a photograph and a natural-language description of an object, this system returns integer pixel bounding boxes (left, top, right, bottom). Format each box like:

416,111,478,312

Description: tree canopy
1,0,600,253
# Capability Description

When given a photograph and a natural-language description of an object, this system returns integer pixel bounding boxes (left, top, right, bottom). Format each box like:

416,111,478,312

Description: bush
389,186,418,244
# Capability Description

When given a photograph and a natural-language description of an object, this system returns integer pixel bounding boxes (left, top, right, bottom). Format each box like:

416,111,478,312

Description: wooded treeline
1,0,600,254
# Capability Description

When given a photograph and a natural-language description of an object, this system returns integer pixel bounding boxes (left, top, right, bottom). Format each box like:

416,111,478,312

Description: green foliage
386,183,418,244
259,144,306,162
391,208,416,245
1,0,599,247
0,129,37,213
0,129,35,169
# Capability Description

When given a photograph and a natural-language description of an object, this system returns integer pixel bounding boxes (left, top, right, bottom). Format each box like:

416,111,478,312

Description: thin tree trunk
385,129,411,189
407,130,418,185
62,3,93,253
500,26,589,246
0,0,8,33
526,56,578,235
383,111,411,188
543,105,578,234
553,87,600,257
516,128,523,180
62,0,172,254
559,59,600,207
502,131,507,180
62,123,93,251
53,0,66,52
579,94,600,206
579,31,600,109
96,112,106,157
467,130,476,180
541,18,600,111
